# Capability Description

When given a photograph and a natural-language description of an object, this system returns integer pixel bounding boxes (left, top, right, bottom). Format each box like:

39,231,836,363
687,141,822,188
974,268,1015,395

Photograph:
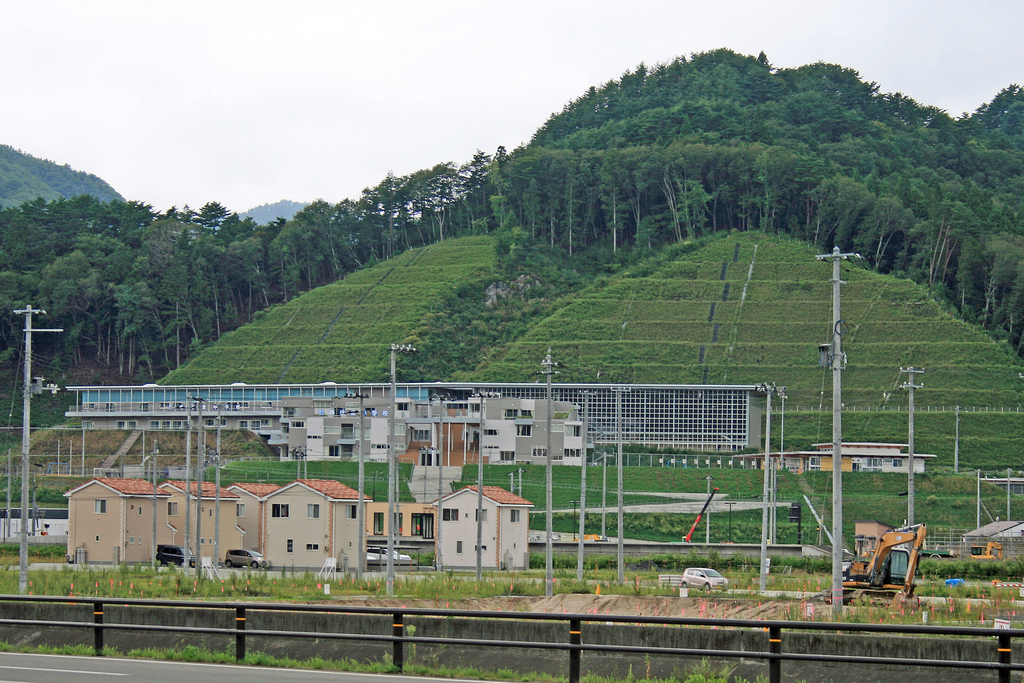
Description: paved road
0,652,467,683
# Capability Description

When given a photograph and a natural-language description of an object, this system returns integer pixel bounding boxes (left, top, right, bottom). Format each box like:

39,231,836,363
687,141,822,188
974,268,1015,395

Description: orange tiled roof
159,481,240,498
67,478,164,496
459,485,533,506
297,479,363,500
228,483,282,497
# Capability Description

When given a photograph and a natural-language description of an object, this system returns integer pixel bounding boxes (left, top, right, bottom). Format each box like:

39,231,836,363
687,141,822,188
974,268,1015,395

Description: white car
681,567,729,590
366,549,412,562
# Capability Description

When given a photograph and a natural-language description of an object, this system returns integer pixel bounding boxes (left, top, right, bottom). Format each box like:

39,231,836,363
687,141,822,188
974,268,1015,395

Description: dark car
156,544,195,567
224,549,268,568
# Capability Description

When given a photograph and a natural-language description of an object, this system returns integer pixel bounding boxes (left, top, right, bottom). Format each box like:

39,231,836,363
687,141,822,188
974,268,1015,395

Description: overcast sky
2,1,1020,215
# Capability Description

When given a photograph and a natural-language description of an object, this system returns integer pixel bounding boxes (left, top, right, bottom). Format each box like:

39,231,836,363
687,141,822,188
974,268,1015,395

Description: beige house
263,479,362,571
364,500,435,550
226,483,281,554
436,486,532,571
158,481,241,563
65,478,171,565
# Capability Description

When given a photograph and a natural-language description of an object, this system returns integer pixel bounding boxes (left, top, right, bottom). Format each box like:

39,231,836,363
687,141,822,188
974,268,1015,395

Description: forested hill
0,145,123,207
1,49,1024,387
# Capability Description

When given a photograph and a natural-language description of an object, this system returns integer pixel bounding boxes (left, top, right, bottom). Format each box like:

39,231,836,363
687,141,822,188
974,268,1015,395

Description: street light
346,391,369,578
387,343,415,596
470,391,499,580
540,350,559,596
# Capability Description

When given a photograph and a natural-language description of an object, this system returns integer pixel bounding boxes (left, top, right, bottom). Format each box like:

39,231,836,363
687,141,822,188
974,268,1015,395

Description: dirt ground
324,593,798,620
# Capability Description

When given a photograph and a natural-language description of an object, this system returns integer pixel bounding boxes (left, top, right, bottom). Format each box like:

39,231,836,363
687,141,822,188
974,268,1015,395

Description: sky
2,1,1021,215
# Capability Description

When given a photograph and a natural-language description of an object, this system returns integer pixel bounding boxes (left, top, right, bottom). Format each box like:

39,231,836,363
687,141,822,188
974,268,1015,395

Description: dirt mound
325,593,796,620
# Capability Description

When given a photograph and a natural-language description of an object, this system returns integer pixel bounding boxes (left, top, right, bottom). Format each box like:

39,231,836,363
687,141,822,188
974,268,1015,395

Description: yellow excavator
842,524,926,604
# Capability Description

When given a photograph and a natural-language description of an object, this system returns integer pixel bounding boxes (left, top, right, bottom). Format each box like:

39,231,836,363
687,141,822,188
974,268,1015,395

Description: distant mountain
0,145,123,207
239,200,309,224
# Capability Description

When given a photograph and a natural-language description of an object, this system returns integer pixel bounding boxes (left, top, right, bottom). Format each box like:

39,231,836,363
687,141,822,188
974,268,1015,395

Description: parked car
224,549,268,568
366,548,412,562
681,567,728,590
156,544,195,568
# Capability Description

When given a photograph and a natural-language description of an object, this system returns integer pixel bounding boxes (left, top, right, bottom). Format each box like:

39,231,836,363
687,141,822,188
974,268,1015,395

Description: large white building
64,381,764,465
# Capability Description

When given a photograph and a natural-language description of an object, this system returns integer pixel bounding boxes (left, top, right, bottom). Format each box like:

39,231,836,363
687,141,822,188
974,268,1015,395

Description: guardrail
0,595,1021,683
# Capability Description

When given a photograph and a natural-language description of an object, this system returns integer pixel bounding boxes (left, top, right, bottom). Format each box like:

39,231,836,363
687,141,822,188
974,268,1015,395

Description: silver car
224,549,268,568
681,567,729,590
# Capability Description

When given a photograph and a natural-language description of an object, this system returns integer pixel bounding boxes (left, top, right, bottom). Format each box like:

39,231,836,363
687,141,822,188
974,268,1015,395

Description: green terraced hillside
164,232,1024,410
480,232,1024,409
162,236,498,384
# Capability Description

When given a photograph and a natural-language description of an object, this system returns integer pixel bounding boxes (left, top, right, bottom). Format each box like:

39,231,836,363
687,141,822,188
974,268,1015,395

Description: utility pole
612,386,630,584
576,392,592,581
900,367,924,526
213,407,222,569
756,382,780,593
194,395,205,579
350,390,368,578
540,349,558,596
436,393,446,572
816,246,860,615
473,391,498,581
954,406,960,474
184,398,192,567
387,343,415,596
14,307,60,594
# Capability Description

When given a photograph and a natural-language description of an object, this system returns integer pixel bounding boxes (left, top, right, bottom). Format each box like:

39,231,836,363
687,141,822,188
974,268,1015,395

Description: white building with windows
435,486,532,570
64,382,764,466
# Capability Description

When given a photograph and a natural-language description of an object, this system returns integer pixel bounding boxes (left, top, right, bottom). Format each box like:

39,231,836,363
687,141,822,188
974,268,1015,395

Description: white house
435,486,532,571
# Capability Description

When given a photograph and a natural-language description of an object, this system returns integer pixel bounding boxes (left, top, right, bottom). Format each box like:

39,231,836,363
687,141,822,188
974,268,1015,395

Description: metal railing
0,595,1021,683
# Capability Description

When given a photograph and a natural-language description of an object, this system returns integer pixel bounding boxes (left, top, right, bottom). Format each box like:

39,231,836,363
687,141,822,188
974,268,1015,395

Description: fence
0,595,1021,683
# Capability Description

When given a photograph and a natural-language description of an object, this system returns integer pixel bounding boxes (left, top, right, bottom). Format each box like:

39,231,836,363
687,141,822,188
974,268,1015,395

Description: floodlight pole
540,349,558,596
387,344,415,596
577,392,592,581
757,382,784,592
900,366,924,525
816,246,860,615
13,306,61,594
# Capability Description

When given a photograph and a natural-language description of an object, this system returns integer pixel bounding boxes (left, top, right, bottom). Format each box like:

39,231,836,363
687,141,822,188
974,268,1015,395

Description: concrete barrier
0,601,1013,683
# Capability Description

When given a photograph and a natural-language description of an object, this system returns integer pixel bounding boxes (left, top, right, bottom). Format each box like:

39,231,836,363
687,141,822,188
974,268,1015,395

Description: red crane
683,487,719,542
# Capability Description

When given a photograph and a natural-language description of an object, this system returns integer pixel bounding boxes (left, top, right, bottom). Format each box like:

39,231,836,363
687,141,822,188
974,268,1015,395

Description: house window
532,447,548,459
442,509,458,521
236,504,245,517
475,509,488,522
239,420,249,429
292,420,305,428
287,539,293,553
520,409,533,418
504,408,518,419
306,543,319,551
510,509,520,523
128,536,134,544
167,501,178,516
272,504,290,518
809,456,821,471
373,512,384,535
563,448,581,459
94,500,107,514
500,451,515,462
347,505,357,519
516,424,532,437
138,506,143,516
456,540,463,554
569,425,581,437
410,428,430,441
327,445,340,457
892,458,903,469
308,504,320,519
484,429,498,436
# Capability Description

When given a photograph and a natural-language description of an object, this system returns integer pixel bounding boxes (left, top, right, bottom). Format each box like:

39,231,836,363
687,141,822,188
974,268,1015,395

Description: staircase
99,430,143,470
408,466,463,503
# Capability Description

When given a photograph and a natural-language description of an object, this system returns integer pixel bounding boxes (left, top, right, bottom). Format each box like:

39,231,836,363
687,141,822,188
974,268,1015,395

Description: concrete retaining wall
0,602,1014,683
